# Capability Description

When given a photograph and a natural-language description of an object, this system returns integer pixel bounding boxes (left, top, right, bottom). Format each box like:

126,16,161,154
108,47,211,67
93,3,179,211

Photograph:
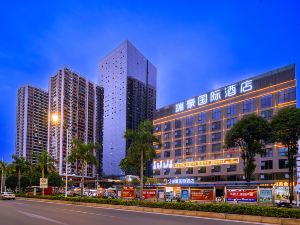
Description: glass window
212,109,222,121
211,121,221,131
164,132,171,140
156,153,161,159
198,135,207,144
174,130,182,139
278,147,288,156
164,122,171,131
211,132,221,142
198,145,207,154
185,127,194,136
243,99,254,113
227,117,238,128
185,137,194,146
261,160,273,170
185,157,194,162
212,166,221,173
261,148,273,158
175,168,181,175
174,140,182,148
175,119,182,129
154,144,161,150
279,159,288,169
198,112,207,123
198,167,206,173
164,142,171,149
278,87,296,104
164,151,170,158
186,116,194,126
186,168,193,174
212,143,221,152
175,149,182,157
154,124,161,132
227,165,237,172
185,147,194,156
260,94,273,109
227,104,237,117
198,155,206,160
164,168,170,175
261,109,273,120
198,124,206,134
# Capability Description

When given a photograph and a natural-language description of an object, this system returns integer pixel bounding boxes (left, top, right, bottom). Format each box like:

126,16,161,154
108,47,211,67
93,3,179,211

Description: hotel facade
152,64,296,184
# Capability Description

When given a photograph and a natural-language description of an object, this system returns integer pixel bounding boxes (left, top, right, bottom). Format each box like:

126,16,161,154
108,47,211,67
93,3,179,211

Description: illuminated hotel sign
175,80,253,113
166,178,195,185
173,158,239,168
153,158,239,170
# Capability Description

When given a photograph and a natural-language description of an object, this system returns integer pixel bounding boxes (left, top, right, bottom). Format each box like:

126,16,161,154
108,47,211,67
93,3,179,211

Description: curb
18,198,300,225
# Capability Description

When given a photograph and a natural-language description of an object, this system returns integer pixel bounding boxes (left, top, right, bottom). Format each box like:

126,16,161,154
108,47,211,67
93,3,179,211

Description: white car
0,192,16,200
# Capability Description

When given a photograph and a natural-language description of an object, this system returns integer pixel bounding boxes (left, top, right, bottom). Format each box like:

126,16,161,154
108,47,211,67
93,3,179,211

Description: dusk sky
0,0,299,162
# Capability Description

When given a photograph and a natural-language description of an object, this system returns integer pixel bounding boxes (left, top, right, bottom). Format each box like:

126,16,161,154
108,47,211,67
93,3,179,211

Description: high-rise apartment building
16,85,48,163
99,40,157,177
47,68,103,177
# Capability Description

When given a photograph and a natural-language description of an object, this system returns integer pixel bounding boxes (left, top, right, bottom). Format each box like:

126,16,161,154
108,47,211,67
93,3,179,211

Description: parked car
276,202,292,208
0,192,16,200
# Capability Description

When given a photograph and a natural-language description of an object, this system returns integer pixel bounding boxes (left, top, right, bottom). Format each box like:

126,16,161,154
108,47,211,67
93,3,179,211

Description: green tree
48,171,63,187
20,176,30,191
36,151,55,195
12,154,29,193
225,114,271,183
0,161,8,192
121,120,161,197
68,140,99,197
6,175,17,191
271,107,300,203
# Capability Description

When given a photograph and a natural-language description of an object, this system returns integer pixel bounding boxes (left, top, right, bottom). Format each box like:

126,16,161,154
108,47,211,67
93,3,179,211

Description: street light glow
51,113,59,123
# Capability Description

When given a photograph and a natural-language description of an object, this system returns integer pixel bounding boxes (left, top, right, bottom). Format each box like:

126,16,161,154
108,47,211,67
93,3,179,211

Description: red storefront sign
143,189,157,199
122,187,135,199
227,189,257,202
190,189,213,201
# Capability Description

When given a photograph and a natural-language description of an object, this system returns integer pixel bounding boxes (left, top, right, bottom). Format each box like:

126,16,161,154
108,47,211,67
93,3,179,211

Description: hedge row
18,195,300,219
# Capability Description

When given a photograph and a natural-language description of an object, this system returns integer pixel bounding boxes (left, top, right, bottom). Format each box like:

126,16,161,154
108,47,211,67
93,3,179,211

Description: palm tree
123,120,161,197
0,161,8,193
12,155,29,193
68,140,99,197
36,151,55,195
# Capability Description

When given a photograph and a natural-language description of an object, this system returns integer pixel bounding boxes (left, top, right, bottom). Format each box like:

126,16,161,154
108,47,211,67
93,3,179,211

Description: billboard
259,189,272,203
122,187,135,199
143,190,157,199
190,189,213,201
227,189,257,203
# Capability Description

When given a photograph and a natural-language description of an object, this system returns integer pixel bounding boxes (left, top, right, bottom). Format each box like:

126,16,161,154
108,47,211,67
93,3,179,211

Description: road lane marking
17,199,271,225
61,208,116,218
17,210,69,225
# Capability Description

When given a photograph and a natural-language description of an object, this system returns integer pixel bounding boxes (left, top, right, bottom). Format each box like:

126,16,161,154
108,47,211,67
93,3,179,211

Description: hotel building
99,40,157,177
153,64,296,184
47,68,103,177
16,85,48,163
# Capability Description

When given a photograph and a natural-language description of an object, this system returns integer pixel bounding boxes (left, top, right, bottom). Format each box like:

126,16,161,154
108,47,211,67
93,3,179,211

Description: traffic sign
40,178,48,189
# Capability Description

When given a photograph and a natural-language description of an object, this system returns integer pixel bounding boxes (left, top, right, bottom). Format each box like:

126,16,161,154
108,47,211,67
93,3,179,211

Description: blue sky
0,0,299,162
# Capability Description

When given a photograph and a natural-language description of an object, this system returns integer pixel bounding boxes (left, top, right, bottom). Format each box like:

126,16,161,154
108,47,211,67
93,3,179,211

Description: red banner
190,189,213,201
227,189,257,202
122,187,135,199
143,189,157,199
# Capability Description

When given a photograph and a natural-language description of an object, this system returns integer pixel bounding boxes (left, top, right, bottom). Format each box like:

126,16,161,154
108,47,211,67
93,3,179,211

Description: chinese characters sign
175,80,253,113
190,189,214,201
226,189,257,203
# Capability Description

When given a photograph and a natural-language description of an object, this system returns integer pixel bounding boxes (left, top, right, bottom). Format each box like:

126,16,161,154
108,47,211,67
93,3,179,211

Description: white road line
18,199,271,225
17,210,69,225
61,208,116,218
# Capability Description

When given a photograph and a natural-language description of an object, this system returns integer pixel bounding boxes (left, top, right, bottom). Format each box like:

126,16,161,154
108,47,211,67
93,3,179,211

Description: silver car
0,192,16,200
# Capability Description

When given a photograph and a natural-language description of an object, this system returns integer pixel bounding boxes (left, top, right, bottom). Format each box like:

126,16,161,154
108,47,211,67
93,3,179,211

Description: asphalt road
0,199,271,225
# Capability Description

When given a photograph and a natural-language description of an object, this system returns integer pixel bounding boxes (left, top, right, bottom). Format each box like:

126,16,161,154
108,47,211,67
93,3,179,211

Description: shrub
16,194,300,219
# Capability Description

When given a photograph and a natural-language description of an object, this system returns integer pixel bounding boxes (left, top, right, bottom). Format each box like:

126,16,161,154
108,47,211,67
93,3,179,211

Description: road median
17,197,300,225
